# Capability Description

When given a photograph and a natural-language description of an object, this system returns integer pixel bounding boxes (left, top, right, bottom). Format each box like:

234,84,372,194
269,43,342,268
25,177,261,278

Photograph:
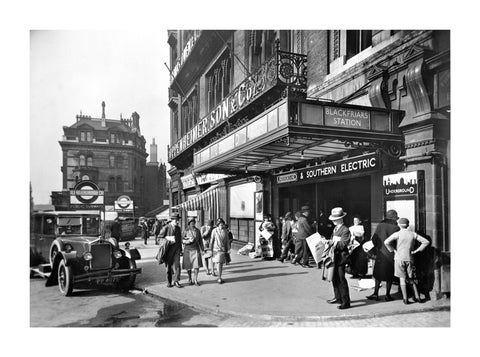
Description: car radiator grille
90,243,112,270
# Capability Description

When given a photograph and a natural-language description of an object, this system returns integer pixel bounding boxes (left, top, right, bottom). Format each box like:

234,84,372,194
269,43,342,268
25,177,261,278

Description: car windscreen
83,216,100,235
57,217,82,235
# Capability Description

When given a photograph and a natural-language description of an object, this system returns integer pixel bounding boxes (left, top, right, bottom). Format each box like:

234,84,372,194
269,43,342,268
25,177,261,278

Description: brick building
167,30,450,297
52,101,149,215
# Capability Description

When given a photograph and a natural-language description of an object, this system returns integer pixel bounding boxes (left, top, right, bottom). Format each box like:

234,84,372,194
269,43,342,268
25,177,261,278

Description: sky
30,30,170,204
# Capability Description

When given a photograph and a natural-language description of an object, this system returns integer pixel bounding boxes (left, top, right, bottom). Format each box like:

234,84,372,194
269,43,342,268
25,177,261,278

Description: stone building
166,30,450,297
144,138,168,214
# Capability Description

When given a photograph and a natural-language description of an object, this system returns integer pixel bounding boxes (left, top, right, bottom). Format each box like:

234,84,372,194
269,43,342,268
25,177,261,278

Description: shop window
346,30,372,60
79,154,86,166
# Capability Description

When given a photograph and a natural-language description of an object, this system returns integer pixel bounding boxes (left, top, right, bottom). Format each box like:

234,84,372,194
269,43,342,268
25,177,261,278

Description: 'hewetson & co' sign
276,153,379,185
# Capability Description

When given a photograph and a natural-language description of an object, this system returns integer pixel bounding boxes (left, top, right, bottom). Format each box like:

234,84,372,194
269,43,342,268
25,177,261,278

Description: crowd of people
122,207,432,309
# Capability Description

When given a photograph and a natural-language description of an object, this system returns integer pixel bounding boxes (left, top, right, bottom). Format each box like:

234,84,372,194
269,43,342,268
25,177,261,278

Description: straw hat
329,207,347,221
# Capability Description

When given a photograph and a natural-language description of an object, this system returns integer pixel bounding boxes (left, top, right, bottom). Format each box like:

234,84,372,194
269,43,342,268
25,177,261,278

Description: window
109,155,115,168
248,30,276,72
33,216,42,233
87,156,93,167
80,132,85,141
346,30,372,60
206,53,231,112
43,216,55,235
181,89,199,134
86,131,92,142
108,177,115,192
110,133,119,144
79,155,86,166
116,155,123,168
116,176,123,193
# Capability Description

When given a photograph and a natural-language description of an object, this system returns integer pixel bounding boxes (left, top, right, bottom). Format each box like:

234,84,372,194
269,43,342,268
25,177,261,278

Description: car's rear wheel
118,259,136,292
58,259,73,296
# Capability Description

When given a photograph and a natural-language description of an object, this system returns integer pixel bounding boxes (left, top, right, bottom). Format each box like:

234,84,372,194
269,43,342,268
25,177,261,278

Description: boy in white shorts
384,218,430,304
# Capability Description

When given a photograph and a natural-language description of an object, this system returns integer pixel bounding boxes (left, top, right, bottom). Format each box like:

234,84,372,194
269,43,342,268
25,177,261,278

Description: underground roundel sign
70,180,105,206
115,195,133,211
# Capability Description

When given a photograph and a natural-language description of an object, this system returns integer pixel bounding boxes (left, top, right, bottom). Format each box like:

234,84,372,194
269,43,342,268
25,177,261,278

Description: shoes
188,280,194,286
174,281,182,288
403,299,410,305
385,295,394,302
167,283,173,288
337,304,351,310
301,264,312,268
206,270,211,275
291,260,298,265
217,278,223,284
194,281,200,286
327,298,341,304
212,271,217,277
277,258,284,263
366,294,379,301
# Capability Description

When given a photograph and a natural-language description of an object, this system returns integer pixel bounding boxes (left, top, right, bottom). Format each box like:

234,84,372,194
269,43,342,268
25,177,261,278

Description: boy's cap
398,217,409,227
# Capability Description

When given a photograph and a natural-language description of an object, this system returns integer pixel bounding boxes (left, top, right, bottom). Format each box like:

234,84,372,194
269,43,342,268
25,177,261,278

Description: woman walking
209,218,231,284
201,220,214,275
348,215,369,278
182,218,204,286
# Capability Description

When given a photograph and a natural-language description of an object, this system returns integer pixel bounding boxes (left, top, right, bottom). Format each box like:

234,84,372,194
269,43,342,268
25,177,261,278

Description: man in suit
158,213,183,288
292,205,314,268
326,207,351,309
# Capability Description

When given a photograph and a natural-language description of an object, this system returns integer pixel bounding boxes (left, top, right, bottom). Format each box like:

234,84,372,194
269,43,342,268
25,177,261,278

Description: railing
168,43,307,161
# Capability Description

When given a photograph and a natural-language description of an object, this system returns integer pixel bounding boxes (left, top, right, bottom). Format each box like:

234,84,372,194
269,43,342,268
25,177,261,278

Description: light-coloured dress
182,227,203,270
210,227,230,264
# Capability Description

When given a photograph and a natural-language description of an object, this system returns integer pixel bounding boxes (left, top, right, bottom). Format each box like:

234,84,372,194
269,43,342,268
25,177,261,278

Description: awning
155,207,170,220
175,185,219,213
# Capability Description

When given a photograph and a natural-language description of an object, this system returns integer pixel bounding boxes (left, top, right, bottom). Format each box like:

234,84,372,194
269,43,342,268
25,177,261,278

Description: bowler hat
329,207,347,221
386,210,398,220
398,217,409,227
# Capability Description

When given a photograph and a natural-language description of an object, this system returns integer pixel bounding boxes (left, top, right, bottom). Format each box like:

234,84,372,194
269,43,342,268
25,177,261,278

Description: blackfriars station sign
276,153,379,185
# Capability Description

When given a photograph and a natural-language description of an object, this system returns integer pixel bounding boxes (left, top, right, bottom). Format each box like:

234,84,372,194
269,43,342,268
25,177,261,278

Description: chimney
101,101,106,127
149,138,158,164
131,112,140,133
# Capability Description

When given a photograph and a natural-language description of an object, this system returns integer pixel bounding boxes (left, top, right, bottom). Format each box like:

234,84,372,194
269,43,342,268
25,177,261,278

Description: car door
39,215,56,262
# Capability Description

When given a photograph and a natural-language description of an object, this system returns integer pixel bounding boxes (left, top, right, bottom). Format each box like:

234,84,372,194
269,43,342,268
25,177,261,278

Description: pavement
129,238,450,322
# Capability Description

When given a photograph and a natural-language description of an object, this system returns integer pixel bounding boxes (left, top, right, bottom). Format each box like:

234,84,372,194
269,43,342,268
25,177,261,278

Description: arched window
116,176,123,193
109,155,115,168
87,156,93,167
108,176,115,192
79,155,86,166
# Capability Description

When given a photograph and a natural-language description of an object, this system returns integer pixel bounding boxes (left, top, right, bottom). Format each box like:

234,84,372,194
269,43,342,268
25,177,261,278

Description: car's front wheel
58,259,73,296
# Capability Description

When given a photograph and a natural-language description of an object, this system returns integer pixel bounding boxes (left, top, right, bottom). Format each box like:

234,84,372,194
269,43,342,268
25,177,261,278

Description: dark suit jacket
331,224,351,266
296,215,314,240
159,223,182,264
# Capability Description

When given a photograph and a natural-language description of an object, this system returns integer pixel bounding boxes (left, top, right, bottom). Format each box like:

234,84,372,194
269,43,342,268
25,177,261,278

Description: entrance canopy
193,98,404,175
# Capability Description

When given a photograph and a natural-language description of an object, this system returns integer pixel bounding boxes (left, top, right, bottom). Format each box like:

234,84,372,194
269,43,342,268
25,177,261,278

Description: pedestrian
158,213,183,288
290,211,302,264
201,219,215,275
384,218,430,304
259,214,277,259
152,218,163,245
140,217,149,245
110,217,121,247
209,218,231,284
348,215,369,278
224,224,234,265
366,209,400,302
277,212,294,263
326,207,351,310
182,218,204,286
317,208,333,238
292,206,314,268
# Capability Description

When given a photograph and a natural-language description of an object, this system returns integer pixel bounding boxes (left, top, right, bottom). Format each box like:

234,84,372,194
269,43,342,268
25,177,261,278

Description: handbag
225,252,231,264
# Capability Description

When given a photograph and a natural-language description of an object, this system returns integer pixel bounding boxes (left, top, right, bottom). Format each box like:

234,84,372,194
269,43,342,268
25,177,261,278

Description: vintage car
31,211,141,296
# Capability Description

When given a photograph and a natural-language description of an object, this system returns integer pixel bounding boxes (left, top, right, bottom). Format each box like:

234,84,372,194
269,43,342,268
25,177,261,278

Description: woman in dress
209,218,231,284
182,218,204,286
366,210,400,301
348,215,369,278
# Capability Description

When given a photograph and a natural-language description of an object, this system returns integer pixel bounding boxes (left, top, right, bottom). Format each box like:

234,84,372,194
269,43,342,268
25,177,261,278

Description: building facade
166,30,450,297
144,138,168,214
53,102,149,215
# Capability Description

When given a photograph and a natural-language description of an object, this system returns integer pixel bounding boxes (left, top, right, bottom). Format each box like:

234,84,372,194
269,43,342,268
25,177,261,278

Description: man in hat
292,205,314,267
278,212,294,263
110,217,121,247
326,207,351,309
158,213,183,288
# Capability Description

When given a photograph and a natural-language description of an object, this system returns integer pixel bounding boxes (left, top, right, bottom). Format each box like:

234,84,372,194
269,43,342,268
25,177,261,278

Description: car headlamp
113,250,123,259
83,252,93,261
